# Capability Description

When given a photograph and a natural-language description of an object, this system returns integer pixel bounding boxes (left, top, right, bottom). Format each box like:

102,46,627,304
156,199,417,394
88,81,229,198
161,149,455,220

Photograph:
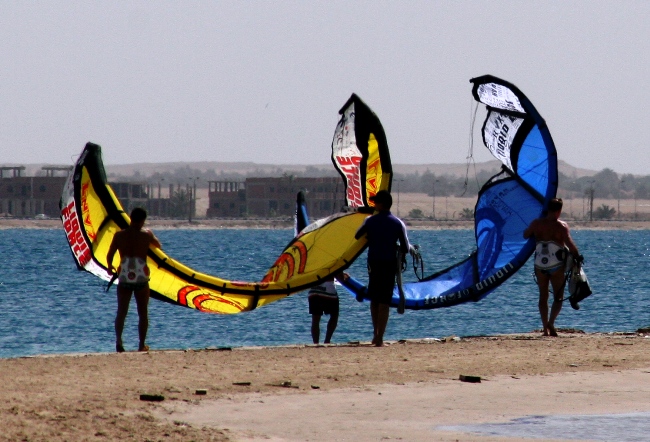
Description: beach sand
2,332,650,441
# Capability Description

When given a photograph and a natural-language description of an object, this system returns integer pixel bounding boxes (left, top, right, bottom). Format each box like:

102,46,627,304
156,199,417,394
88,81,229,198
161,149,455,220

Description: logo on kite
262,241,308,283
177,285,245,313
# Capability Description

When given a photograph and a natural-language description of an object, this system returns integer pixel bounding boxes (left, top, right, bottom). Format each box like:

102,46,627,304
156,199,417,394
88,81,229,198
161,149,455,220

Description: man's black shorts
367,259,397,304
308,295,339,316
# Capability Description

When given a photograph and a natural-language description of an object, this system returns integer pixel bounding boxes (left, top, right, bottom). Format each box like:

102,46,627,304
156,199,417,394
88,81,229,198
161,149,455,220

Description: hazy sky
1,1,648,174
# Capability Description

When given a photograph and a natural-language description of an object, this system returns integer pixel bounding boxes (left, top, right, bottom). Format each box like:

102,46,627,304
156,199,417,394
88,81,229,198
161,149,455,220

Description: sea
1,227,649,359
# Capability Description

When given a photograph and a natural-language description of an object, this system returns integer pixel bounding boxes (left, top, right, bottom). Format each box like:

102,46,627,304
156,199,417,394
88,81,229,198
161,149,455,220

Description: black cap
369,190,392,206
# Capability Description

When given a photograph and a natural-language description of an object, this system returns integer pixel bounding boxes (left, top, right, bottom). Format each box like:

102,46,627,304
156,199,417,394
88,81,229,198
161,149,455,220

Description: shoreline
3,217,650,230
2,331,650,441
5,328,650,361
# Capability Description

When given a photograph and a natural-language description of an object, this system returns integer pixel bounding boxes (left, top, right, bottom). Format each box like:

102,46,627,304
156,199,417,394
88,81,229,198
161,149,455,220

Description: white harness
118,257,150,284
534,241,568,273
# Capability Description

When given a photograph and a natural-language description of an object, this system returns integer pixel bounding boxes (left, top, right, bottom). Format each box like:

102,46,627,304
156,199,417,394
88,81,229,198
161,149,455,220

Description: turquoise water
1,228,649,358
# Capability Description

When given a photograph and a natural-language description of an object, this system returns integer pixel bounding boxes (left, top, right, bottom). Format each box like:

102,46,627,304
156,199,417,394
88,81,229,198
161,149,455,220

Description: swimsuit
118,257,150,291
534,241,568,274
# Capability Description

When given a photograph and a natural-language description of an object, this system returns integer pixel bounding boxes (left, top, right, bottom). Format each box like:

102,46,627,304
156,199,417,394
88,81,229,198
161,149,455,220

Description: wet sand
2,332,650,441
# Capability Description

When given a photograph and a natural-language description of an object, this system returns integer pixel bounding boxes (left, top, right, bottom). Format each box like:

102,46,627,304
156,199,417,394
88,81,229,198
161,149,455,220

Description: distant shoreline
2,217,650,230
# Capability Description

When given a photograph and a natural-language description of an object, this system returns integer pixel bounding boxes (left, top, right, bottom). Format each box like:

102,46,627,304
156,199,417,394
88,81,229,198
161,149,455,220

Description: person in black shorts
355,190,412,347
308,273,347,344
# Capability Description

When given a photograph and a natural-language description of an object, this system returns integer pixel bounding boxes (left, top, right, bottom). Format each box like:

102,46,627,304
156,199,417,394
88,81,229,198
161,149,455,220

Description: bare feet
116,343,125,353
548,326,558,337
138,345,149,352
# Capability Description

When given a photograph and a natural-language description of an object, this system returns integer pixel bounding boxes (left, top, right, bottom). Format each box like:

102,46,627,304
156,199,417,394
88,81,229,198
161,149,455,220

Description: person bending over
107,207,161,352
524,198,580,337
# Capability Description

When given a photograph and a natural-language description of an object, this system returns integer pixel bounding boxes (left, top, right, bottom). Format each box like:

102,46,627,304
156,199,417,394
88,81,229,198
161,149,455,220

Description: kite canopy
331,94,392,210
341,75,559,309
61,94,391,314
268,93,395,287
60,143,369,314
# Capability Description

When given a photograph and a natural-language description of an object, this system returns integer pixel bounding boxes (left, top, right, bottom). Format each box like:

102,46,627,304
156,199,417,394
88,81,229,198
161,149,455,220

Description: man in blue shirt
355,190,411,347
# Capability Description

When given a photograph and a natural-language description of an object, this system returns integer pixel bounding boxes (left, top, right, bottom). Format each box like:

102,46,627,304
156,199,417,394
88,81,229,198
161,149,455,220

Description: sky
1,1,648,174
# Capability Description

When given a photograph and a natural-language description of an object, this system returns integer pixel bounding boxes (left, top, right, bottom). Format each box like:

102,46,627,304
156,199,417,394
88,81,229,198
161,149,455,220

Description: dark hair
548,198,563,212
369,190,393,208
130,207,148,223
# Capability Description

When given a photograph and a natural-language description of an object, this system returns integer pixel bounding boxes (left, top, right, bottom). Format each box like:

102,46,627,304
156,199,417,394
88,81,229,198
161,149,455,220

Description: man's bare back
108,228,160,269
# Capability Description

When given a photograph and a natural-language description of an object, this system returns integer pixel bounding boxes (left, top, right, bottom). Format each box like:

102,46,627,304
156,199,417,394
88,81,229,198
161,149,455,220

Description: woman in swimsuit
524,198,580,337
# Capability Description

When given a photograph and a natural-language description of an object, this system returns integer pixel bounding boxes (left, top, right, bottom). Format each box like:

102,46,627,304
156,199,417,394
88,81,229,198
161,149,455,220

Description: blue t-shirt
355,211,410,262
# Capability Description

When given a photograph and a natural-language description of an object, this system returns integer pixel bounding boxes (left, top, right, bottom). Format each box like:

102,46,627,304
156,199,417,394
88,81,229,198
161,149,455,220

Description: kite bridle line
411,244,424,281
461,97,481,197
398,244,424,282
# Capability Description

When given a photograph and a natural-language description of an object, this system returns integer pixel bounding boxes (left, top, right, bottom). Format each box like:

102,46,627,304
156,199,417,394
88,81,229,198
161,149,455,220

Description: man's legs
370,301,379,344
374,303,390,347
134,286,150,351
324,313,338,344
535,269,551,336
115,287,132,352
547,270,566,337
311,314,321,344
368,261,395,346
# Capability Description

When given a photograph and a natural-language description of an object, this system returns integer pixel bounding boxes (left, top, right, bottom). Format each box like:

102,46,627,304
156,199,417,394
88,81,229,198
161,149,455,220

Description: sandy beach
2,331,650,441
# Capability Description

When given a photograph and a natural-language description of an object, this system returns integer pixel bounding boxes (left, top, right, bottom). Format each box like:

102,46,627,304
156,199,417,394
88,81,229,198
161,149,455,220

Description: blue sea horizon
1,228,648,359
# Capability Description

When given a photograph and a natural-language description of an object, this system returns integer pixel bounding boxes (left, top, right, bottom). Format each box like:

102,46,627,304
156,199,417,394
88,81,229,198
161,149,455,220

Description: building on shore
0,166,154,219
111,182,151,216
208,176,345,219
1,167,346,220
0,166,71,218
206,181,246,217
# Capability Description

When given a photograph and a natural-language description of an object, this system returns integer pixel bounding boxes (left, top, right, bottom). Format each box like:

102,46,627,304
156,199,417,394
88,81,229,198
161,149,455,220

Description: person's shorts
308,294,339,316
367,259,397,305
